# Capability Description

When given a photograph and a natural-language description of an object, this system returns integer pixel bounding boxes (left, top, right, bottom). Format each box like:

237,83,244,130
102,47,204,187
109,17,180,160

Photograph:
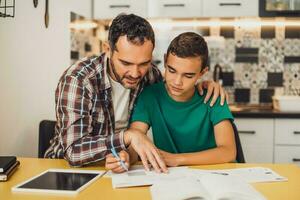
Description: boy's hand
197,80,228,107
105,150,130,173
159,149,180,167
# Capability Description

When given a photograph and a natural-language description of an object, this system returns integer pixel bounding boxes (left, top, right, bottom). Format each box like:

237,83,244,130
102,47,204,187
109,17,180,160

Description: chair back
231,121,246,163
38,120,56,158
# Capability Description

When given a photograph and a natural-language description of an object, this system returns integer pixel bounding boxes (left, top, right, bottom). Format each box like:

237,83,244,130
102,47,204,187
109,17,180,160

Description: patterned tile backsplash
71,21,300,105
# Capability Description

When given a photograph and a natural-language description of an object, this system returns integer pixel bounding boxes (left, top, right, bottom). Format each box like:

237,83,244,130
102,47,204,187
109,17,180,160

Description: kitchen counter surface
230,105,300,118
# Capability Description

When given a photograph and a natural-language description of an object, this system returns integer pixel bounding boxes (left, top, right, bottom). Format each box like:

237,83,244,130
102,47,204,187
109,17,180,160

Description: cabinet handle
238,130,256,134
293,131,300,134
292,158,300,162
163,4,185,8
109,5,130,9
219,3,241,6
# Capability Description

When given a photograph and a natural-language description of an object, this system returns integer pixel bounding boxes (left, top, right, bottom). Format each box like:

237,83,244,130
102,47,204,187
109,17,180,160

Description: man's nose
130,65,140,78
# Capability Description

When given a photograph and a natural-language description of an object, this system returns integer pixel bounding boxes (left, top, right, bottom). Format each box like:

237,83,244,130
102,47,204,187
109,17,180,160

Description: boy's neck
165,83,195,102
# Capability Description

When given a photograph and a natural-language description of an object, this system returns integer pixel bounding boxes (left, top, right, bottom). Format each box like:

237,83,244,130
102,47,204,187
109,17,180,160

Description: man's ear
102,42,110,56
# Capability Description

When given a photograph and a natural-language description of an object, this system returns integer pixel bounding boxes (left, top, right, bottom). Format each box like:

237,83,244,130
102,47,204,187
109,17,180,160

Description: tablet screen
12,169,105,195
18,171,99,191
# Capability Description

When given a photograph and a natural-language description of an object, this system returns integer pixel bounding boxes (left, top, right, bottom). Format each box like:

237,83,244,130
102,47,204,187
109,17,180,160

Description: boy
105,32,236,173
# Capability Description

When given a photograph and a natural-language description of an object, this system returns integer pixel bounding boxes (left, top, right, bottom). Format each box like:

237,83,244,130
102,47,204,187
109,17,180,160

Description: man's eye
121,61,131,66
140,62,150,67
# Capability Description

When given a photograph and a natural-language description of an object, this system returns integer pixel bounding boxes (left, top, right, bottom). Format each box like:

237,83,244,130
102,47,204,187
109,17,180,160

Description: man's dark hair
166,32,208,70
108,14,155,52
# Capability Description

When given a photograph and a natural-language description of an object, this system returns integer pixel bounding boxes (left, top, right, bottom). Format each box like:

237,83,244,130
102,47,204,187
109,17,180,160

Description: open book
150,174,266,200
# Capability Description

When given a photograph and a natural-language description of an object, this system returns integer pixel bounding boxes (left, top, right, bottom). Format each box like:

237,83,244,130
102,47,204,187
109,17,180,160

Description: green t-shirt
131,82,234,154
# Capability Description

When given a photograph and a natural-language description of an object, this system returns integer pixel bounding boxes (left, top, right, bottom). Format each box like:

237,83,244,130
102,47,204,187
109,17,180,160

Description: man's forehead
113,37,153,63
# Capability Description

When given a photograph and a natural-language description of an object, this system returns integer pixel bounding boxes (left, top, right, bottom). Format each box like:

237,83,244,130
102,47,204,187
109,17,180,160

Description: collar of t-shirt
108,74,131,133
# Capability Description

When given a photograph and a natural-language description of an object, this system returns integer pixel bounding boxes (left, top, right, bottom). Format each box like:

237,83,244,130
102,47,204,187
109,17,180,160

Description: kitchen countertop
229,105,300,118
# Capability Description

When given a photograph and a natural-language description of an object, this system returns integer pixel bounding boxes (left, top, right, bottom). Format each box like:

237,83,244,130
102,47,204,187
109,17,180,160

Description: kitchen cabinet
93,0,259,19
274,119,300,166
148,0,203,18
234,118,274,163
71,0,92,18
203,0,258,17
275,146,300,166
93,0,148,19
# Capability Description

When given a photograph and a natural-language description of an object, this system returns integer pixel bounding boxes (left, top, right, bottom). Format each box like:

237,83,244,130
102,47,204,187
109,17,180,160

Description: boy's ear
200,67,209,76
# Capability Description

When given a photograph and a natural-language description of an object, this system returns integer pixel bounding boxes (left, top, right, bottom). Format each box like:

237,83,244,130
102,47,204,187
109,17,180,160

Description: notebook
0,160,20,181
188,167,288,183
151,174,266,200
0,156,16,173
108,165,189,188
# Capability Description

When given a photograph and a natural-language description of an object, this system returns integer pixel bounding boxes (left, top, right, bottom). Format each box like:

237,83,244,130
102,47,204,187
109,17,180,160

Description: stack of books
0,156,20,181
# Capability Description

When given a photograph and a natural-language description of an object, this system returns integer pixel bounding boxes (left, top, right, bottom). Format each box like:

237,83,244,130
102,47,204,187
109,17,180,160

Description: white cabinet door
203,0,258,17
235,118,274,163
275,146,300,166
275,119,300,145
94,0,148,19
148,0,203,18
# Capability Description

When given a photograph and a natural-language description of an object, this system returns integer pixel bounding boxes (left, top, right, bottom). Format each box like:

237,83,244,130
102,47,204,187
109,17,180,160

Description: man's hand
197,80,228,107
105,150,130,173
124,129,168,173
159,149,180,167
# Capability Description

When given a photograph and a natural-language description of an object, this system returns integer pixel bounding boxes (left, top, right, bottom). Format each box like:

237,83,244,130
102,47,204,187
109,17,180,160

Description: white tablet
11,168,106,195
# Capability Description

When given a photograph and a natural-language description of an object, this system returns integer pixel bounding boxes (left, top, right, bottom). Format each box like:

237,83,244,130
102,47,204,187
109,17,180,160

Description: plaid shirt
44,53,162,166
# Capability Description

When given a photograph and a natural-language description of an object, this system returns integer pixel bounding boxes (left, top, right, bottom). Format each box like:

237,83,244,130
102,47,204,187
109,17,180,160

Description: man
106,32,236,173
45,14,227,173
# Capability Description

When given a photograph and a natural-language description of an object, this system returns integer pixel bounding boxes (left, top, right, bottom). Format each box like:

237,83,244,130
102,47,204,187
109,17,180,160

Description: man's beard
109,59,141,89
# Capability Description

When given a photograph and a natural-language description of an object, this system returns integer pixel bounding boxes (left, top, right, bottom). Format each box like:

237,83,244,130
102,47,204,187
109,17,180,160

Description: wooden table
1,158,300,200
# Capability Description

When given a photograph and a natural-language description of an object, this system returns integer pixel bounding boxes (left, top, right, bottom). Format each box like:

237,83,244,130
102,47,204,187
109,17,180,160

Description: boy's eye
168,68,175,73
185,75,194,79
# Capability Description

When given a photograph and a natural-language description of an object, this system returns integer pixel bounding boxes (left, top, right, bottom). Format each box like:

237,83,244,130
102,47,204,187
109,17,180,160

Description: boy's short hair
108,14,155,52
166,32,208,71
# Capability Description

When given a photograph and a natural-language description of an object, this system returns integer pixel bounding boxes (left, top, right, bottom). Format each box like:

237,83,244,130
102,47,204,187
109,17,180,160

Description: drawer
148,0,203,18
275,146,300,166
235,118,274,163
275,119,300,145
94,0,147,19
203,0,258,17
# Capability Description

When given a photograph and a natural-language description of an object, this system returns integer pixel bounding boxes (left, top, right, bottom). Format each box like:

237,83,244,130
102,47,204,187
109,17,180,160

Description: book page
200,174,266,200
151,177,211,200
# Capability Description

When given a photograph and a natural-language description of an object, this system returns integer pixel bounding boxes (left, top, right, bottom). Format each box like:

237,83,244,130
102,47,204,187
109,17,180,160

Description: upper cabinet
93,0,259,19
93,0,148,19
71,0,92,18
203,0,258,17
148,0,203,18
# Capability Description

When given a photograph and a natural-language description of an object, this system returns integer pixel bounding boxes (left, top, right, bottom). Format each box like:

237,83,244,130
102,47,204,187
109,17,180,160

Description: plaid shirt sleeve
56,75,126,167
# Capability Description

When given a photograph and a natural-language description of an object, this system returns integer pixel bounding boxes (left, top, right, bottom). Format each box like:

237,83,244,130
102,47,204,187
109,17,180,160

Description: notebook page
111,166,190,188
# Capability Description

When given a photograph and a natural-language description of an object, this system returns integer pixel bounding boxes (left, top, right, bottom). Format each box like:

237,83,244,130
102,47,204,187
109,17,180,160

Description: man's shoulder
61,54,105,82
